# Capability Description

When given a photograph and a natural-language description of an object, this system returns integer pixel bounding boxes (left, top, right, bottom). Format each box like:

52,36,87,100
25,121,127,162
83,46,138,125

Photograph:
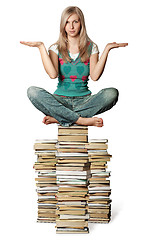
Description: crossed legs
27,86,118,127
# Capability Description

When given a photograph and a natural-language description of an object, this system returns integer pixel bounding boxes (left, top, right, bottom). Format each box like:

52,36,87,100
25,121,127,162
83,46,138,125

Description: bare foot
42,116,59,125
42,116,103,127
76,117,103,127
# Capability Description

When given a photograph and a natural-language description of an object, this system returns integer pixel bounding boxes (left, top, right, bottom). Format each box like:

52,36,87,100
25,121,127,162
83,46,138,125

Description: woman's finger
20,41,39,47
20,41,32,46
117,43,128,47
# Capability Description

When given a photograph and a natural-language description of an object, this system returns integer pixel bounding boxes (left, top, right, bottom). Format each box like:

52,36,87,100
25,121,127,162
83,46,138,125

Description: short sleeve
91,43,99,55
48,44,58,55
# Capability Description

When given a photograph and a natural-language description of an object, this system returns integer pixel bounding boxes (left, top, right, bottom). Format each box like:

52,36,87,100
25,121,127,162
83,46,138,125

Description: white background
0,0,149,239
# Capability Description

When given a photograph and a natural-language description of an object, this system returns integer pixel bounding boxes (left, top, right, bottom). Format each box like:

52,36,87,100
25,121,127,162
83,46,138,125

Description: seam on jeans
73,96,92,111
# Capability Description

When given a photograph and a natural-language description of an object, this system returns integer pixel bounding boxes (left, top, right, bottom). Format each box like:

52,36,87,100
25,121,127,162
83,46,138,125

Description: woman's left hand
106,42,128,51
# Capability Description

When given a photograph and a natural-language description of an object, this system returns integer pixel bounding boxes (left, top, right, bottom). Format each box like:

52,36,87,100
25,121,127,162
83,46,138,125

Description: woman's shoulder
87,40,99,55
48,43,59,55
91,42,99,55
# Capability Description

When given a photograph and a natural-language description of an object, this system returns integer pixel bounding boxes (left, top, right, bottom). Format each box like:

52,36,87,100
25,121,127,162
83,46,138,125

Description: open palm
20,41,43,47
106,42,128,50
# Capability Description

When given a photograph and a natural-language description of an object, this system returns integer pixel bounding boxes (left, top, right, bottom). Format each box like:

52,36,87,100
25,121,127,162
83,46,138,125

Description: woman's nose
70,22,74,29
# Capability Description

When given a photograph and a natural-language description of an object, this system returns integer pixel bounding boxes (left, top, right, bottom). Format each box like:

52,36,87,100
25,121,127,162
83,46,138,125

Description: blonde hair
54,6,93,62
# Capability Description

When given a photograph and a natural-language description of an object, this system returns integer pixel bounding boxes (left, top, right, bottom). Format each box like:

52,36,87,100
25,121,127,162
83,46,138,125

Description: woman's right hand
20,41,44,48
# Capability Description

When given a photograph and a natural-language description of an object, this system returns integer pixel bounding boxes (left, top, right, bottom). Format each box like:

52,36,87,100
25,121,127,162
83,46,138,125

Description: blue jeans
27,86,119,127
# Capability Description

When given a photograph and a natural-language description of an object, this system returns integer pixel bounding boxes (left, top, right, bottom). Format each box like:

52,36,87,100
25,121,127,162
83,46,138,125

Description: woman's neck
67,35,80,53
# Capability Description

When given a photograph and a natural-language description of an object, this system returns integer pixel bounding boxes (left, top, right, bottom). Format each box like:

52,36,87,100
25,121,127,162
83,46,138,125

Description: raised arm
90,42,128,81
20,41,58,79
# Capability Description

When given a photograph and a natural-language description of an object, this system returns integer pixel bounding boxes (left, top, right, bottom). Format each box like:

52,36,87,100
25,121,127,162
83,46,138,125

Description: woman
20,6,128,127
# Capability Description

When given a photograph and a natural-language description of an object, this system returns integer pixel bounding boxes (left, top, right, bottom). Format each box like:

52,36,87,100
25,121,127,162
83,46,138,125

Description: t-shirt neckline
68,50,80,61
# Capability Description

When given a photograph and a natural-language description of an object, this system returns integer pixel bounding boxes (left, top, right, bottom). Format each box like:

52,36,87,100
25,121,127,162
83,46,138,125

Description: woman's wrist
38,42,44,50
105,44,111,52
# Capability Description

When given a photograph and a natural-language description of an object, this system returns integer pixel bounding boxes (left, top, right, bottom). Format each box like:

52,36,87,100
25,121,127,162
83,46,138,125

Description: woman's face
65,13,81,38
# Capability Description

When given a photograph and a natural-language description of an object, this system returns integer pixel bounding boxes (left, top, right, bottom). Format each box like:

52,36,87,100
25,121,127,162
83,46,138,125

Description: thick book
56,152,88,157
85,143,108,150
58,135,88,142
58,128,88,135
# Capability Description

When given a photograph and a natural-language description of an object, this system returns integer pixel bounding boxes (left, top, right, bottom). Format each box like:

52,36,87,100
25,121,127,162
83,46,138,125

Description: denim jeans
27,86,119,127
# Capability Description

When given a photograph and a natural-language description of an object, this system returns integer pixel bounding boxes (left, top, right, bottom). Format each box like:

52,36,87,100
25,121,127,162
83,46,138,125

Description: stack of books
34,139,58,223
55,126,90,234
86,139,112,223
33,126,113,232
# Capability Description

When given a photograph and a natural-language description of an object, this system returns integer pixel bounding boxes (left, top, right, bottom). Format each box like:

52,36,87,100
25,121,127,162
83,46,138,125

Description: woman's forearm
38,44,58,79
91,46,110,81
91,42,128,81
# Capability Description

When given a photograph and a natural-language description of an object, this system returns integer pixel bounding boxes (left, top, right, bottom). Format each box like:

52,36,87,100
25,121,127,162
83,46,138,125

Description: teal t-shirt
54,43,93,97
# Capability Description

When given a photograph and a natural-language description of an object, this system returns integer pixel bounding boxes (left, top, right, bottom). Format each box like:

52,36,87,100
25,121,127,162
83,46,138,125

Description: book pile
55,126,90,234
33,126,113,232
34,140,58,223
86,139,112,223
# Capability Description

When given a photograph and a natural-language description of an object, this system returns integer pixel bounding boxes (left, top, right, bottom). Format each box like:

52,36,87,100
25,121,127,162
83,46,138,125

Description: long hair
54,6,93,62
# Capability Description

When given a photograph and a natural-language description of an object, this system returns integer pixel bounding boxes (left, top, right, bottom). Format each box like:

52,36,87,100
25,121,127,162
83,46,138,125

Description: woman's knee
27,86,42,100
103,87,119,103
109,87,119,101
